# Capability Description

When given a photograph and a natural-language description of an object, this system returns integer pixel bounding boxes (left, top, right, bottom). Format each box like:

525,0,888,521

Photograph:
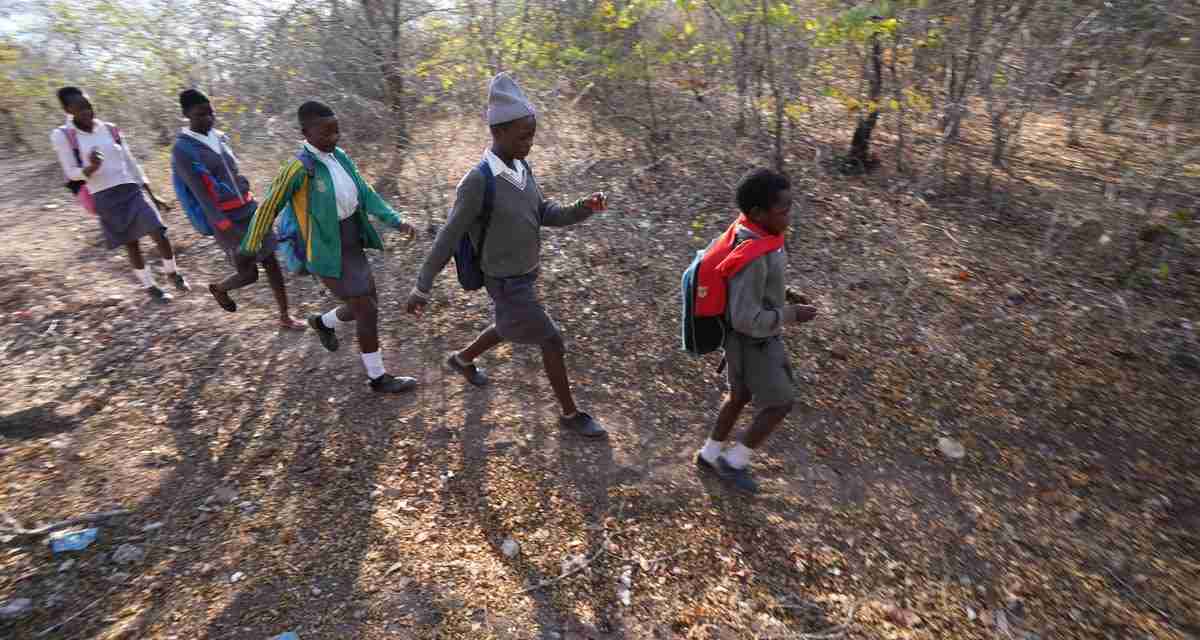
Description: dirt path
1,111,1198,640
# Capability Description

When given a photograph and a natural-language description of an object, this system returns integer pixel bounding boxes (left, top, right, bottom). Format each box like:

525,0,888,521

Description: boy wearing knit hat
405,73,610,438
171,89,304,330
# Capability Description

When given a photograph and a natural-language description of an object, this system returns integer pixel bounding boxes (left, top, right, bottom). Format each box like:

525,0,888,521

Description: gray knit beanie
486,73,535,126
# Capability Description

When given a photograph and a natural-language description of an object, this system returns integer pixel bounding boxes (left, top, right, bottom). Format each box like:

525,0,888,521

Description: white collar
182,126,223,140
484,149,527,189
303,141,339,161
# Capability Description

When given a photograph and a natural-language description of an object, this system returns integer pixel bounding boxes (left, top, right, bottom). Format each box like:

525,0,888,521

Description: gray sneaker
716,458,759,494
559,412,607,439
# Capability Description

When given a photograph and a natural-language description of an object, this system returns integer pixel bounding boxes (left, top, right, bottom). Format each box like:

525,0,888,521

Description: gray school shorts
725,332,796,408
484,269,565,352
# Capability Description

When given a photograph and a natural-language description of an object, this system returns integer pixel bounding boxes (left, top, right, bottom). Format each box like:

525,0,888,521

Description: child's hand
405,292,428,316
582,192,607,212
789,304,817,324
151,195,173,213
394,221,417,240
785,288,810,305
84,149,104,176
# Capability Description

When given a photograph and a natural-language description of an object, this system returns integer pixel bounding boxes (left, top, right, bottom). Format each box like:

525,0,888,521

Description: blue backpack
273,150,318,275
170,137,216,236
453,159,496,291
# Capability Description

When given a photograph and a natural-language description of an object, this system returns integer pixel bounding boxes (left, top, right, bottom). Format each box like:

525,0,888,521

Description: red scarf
694,214,785,316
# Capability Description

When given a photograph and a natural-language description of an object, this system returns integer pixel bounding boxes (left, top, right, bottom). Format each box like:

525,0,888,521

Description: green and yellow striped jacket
241,146,403,278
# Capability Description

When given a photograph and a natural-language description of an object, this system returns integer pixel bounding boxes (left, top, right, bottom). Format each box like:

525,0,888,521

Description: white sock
161,257,178,274
134,267,154,288
321,309,342,330
361,351,386,379
723,442,753,469
699,439,724,464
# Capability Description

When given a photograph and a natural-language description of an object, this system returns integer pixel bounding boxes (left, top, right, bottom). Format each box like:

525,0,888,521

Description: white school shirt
50,117,149,194
303,142,359,220
484,149,528,190
181,127,237,162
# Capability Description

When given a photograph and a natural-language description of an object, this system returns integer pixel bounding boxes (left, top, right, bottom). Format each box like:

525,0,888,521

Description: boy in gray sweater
696,169,817,493
405,73,608,438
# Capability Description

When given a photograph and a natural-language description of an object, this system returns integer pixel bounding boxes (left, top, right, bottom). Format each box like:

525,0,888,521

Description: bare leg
124,241,145,270
709,387,752,443
148,229,175,260
215,254,259,293
740,402,794,449
542,345,577,416
345,295,379,354
262,256,302,326
459,325,503,362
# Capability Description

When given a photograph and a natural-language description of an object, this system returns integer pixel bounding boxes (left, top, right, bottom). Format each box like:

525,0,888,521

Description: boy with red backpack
684,168,816,493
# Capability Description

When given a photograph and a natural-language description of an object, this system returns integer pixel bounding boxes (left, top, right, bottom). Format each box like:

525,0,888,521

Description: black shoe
308,314,338,352
447,354,489,387
716,458,759,494
146,285,173,303
369,373,418,394
170,272,191,292
695,452,719,474
559,412,608,439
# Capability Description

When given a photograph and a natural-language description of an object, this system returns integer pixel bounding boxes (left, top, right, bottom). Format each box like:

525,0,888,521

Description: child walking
695,168,817,493
50,86,190,301
405,73,610,438
171,89,304,330
241,101,418,393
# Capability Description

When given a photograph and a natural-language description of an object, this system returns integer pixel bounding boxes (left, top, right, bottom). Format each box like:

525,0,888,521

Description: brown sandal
278,316,307,331
208,284,236,312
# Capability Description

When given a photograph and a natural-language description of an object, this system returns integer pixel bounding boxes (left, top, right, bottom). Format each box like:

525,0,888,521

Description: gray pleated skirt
91,183,166,250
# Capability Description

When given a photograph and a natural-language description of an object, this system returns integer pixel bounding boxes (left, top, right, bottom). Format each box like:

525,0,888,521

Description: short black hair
57,86,84,109
179,88,210,114
735,168,791,213
297,100,335,128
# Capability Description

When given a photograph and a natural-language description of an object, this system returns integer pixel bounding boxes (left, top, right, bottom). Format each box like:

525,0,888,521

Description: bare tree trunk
846,33,883,174
760,0,783,172
943,0,985,143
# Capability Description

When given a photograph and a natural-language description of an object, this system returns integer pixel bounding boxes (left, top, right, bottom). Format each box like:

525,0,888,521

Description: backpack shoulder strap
296,148,319,177
477,159,495,220
476,159,496,253
105,123,121,145
60,126,83,167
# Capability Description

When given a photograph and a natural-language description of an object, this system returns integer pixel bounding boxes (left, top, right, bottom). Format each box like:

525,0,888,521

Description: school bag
58,123,121,215
453,159,497,291
681,216,785,356
274,150,319,275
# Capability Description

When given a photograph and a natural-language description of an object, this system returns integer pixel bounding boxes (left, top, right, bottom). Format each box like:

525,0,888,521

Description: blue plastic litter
48,528,98,553
271,633,300,640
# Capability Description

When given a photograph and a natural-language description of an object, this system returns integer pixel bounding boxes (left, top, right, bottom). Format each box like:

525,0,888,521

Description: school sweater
726,226,801,338
171,130,254,229
415,157,591,293
241,145,404,278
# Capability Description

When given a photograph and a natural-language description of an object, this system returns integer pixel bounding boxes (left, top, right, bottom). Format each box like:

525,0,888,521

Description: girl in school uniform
241,101,419,393
50,86,189,301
